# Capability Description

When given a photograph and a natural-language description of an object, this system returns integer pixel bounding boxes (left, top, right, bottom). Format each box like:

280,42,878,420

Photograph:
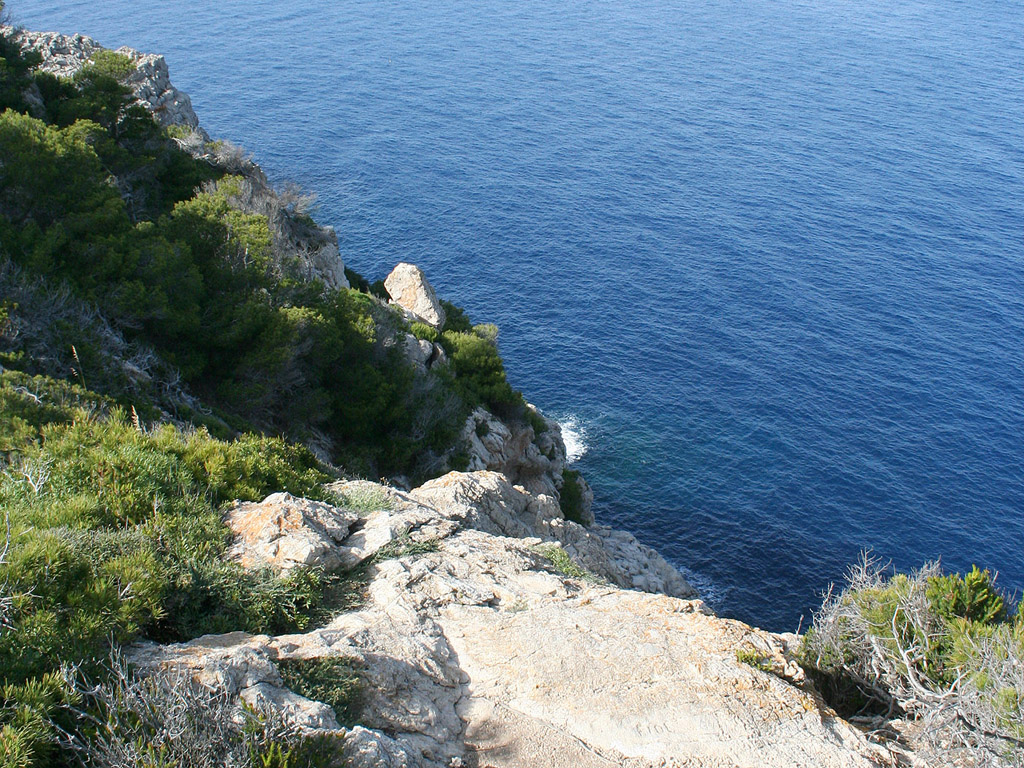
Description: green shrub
276,657,363,727
532,544,599,583
0,26,42,114
442,327,522,416
559,469,586,525
330,484,393,514
526,408,548,435
736,648,774,673
440,300,473,333
409,321,439,344
87,50,136,81
927,565,1006,626
59,660,346,768
801,556,1022,764
0,372,339,690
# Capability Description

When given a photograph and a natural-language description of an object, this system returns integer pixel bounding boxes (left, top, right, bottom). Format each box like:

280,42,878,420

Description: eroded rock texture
136,471,897,768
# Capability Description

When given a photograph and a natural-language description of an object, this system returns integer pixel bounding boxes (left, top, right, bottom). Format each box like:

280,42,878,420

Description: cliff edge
135,470,898,768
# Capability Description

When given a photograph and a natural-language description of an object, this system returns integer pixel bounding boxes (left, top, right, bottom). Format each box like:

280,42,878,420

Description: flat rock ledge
137,471,899,768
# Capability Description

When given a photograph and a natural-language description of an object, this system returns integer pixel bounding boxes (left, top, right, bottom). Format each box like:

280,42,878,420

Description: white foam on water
558,414,588,464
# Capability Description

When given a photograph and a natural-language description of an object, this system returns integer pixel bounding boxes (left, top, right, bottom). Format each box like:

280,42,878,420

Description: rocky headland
2,27,922,768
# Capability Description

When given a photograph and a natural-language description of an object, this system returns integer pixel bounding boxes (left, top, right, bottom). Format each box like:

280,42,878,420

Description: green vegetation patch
559,469,586,525
277,656,363,727
735,648,774,673
0,371,340,767
532,544,601,583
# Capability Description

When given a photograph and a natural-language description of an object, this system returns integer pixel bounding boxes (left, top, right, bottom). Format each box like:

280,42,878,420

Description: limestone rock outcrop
385,263,447,328
460,404,592,515
8,29,204,133
136,471,898,768
400,332,445,373
224,493,359,572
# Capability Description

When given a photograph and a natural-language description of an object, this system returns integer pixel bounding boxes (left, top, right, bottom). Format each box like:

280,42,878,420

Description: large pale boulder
384,263,446,328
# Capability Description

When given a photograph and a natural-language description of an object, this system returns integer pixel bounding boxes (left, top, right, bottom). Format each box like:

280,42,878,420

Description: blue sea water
11,0,1023,631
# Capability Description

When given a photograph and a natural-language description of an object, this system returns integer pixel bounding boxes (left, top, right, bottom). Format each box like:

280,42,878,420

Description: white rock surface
241,682,340,731
460,404,592,510
411,471,694,598
7,29,204,133
224,492,359,572
402,333,439,372
385,263,447,328
136,471,900,767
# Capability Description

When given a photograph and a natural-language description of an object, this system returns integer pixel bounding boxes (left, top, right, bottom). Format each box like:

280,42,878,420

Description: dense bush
441,325,523,417
0,371,339,766
801,555,1023,766
559,469,586,525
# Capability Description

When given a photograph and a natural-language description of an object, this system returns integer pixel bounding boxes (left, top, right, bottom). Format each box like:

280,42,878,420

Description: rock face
224,493,359,572
138,471,898,768
460,404,593,516
8,29,204,133
385,263,447,328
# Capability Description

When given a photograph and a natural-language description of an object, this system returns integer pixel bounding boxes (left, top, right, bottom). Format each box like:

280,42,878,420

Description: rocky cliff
135,469,901,768
8,28,204,133
6,28,914,768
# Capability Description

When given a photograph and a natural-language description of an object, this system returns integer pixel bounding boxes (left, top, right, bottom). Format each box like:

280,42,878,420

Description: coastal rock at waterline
137,470,894,768
224,493,359,572
385,263,447,329
460,405,583,505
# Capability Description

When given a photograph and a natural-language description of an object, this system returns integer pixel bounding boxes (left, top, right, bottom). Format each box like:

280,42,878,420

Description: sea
10,0,1023,632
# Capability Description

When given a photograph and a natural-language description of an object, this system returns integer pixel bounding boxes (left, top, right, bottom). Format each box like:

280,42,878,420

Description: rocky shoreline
9,27,911,768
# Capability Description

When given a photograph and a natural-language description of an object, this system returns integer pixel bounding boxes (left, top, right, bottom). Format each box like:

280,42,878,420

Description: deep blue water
11,0,1023,631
